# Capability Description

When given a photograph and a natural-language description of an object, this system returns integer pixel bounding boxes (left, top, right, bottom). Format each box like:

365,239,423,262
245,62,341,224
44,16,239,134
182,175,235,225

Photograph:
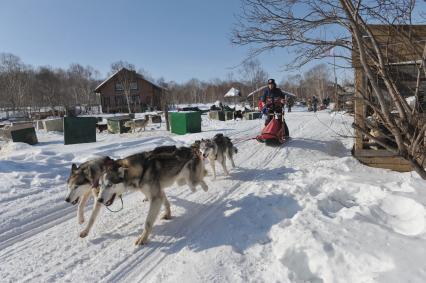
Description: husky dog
124,118,149,133
98,146,208,245
199,133,238,178
66,146,179,239
65,156,114,238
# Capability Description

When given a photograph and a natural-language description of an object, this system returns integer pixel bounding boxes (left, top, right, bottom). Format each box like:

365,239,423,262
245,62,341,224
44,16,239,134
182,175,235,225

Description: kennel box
0,123,38,145
63,117,97,145
224,111,234,120
208,110,225,121
148,114,162,124
107,116,131,134
170,111,201,135
43,118,64,132
244,112,262,120
11,127,38,145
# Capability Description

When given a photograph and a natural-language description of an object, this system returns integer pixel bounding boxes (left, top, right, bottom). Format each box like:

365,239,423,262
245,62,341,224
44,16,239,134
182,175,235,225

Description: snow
224,87,241,97
1,106,426,282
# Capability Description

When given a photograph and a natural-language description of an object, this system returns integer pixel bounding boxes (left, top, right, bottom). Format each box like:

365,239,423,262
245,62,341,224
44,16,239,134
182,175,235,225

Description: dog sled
256,111,290,146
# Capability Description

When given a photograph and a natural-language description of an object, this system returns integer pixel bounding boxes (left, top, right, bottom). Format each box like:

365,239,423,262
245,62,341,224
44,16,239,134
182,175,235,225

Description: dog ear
104,157,115,168
71,163,77,172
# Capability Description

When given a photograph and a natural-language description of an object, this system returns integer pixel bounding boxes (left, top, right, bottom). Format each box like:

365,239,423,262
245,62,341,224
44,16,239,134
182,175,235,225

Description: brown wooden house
352,25,426,171
95,68,165,113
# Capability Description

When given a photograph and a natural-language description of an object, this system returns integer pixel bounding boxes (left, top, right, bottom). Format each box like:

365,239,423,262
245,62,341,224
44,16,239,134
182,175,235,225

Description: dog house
0,122,38,145
244,112,262,120
107,116,131,134
208,110,226,121
170,111,201,135
63,117,97,145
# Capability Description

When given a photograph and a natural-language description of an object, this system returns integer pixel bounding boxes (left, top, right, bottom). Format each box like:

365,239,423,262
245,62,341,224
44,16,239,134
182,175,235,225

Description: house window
115,83,124,91
130,82,138,90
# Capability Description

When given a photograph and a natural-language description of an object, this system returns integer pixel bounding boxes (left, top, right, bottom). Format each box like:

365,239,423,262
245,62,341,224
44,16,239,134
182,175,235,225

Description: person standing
312,95,319,112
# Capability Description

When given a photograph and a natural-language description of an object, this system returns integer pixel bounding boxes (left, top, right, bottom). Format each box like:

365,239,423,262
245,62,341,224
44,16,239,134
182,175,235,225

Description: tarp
224,87,241,97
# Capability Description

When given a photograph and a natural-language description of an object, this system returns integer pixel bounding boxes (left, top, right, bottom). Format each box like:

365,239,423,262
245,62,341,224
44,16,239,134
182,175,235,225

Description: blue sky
0,0,424,84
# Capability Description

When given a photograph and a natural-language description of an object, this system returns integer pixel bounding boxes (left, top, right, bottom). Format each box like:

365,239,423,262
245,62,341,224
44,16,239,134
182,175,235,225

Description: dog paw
135,237,148,245
79,230,89,238
161,213,172,220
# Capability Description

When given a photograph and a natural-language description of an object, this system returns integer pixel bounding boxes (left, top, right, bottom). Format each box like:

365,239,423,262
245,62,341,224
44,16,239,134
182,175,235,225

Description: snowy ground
0,107,425,283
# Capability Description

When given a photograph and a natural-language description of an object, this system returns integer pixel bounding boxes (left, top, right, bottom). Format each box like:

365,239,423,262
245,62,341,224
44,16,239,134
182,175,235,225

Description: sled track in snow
101,142,282,282
0,125,263,279
0,121,291,282
0,203,76,251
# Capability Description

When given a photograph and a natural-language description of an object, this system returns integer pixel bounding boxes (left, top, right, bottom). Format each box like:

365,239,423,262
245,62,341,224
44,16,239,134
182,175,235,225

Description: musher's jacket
261,87,287,112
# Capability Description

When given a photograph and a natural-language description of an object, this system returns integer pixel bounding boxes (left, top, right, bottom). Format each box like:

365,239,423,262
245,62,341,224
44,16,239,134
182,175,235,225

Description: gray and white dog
199,133,238,179
65,146,179,239
65,156,114,238
124,118,149,133
98,146,208,245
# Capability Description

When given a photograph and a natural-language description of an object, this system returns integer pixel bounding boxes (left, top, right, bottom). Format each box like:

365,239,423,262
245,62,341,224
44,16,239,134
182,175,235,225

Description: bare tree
240,59,269,106
110,61,136,113
0,53,30,115
303,64,332,101
233,0,426,179
35,67,62,116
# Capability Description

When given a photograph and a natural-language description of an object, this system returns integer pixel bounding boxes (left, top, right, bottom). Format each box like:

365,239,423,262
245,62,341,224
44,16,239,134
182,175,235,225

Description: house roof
94,68,166,92
224,87,241,97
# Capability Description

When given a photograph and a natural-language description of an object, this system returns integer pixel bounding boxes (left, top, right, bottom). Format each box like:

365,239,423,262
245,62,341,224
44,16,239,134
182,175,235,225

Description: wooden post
164,103,170,131
354,68,366,152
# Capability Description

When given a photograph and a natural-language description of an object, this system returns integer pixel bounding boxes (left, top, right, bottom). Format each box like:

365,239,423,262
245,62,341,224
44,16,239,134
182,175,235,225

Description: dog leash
105,195,124,213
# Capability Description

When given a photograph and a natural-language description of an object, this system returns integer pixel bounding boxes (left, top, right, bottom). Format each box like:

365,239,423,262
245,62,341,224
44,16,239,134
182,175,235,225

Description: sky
0,0,424,84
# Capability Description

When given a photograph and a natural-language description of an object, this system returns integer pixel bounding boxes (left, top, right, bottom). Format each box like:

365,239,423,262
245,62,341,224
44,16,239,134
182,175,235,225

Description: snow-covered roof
224,87,241,97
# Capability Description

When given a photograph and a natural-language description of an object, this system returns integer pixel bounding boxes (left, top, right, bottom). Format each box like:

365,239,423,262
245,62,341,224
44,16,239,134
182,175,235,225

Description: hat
267,79,276,85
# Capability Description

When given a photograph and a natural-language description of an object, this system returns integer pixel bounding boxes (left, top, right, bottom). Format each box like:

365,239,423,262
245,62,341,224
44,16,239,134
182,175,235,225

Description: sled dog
124,118,149,133
65,146,179,238
65,156,114,237
98,146,208,245
199,133,238,178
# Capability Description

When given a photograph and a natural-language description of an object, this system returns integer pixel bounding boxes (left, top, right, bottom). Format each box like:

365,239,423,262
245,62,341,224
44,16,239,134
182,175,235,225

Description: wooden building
352,25,426,171
95,68,165,113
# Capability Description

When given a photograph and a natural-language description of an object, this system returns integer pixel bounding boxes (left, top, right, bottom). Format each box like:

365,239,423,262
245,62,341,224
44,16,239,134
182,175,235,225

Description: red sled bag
256,116,285,144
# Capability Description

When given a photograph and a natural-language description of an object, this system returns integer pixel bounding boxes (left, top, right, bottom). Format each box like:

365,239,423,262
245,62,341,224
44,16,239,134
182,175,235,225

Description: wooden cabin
352,25,426,172
95,68,165,113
